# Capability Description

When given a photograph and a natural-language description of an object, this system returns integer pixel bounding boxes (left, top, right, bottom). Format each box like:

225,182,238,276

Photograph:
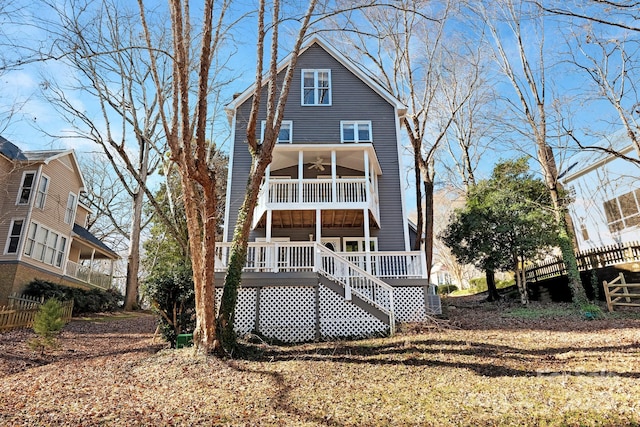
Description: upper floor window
17,172,36,205
65,193,77,224
5,219,24,254
24,222,67,267
341,121,372,143
603,189,640,233
302,69,331,106
261,120,293,144
35,175,49,209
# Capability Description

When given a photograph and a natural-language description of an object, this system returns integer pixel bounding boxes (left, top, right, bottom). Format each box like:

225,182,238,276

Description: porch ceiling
255,209,380,229
270,143,382,175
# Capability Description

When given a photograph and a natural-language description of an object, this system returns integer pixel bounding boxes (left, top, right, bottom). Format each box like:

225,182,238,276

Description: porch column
298,150,304,203
266,209,272,242
316,209,322,243
364,209,371,273
364,150,370,204
109,259,115,289
88,248,96,283
331,150,337,203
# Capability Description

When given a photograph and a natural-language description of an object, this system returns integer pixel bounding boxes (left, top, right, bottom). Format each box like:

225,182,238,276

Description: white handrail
65,260,111,289
337,251,427,279
315,244,395,332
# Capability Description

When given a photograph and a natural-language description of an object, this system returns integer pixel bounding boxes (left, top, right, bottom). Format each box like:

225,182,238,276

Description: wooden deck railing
525,241,640,283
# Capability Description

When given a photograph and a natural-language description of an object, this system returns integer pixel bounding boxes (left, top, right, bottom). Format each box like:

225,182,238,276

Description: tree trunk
413,152,423,251
422,166,435,283
485,269,500,302
180,173,218,355
514,254,528,305
124,187,143,311
217,159,265,354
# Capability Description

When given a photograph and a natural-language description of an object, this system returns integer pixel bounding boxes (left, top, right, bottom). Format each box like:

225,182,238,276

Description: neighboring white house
216,37,440,343
563,130,640,251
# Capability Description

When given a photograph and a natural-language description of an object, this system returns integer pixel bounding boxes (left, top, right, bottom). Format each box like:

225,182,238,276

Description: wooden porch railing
525,241,640,283
65,260,112,290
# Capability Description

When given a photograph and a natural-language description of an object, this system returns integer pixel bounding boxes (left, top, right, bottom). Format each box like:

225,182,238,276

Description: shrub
22,280,123,315
469,277,487,292
28,298,67,355
142,264,195,348
437,284,458,295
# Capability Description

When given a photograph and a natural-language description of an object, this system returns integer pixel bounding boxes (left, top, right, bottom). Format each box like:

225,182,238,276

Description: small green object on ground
176,333,193,348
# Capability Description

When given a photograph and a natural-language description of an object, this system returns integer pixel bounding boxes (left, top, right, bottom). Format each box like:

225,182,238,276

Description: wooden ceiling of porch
255,209,379,229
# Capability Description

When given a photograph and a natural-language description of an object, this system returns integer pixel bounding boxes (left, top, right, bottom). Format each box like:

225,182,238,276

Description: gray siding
226,43,406,251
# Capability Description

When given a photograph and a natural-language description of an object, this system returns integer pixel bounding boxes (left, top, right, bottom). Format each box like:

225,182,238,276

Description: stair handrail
314,243,395,332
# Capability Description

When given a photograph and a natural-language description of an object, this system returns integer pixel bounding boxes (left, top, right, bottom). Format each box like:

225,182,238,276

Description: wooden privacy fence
0,293,73,331
603,273,640,312
526,241,640,283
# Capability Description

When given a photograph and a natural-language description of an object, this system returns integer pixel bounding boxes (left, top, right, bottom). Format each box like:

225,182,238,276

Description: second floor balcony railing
266,178,371,205
65,260,112,290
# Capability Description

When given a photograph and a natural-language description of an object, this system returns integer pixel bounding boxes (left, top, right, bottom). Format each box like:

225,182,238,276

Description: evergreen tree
29,299,67,355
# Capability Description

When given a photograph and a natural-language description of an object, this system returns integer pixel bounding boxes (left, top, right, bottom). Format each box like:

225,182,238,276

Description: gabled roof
72,224,119,259
226,36,407,116
0,135,28,161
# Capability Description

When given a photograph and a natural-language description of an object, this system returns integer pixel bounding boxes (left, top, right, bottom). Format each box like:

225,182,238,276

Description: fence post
603,278,613,312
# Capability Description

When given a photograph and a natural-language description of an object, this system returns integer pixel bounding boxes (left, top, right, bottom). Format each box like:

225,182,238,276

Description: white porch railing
214,242,426,279
65,260,112,290
338,251,427,279
315,244,395,332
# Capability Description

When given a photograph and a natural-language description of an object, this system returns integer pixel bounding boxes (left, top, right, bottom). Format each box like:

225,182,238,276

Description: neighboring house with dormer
0,136,118,305
215,37,440,343
562,130,640,251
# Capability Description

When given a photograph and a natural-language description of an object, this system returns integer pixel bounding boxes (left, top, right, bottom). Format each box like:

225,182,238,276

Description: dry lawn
1,298,639,426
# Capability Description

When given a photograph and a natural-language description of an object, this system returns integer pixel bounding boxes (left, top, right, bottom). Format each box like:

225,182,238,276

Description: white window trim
340,121,373,143
35,173,50,209
23,221,68,268
65,192,77,225
261,120,293,144
301,69,332,106
4,218,25,255
16,170,37,205
342,237,378,252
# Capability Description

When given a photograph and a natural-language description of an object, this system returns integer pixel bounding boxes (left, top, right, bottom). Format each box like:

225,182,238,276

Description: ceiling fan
308,157,327,171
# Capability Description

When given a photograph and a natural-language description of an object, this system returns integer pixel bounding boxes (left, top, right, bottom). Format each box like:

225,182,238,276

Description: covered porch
64,224,118,290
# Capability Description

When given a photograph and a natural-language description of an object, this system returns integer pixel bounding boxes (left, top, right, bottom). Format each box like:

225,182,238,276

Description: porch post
109,259,114,289
331,150,337,203
266,209,272,242
364,150,370,204
88,248,95,283
364,209,371,274
298,150,303,203
316,209,322,243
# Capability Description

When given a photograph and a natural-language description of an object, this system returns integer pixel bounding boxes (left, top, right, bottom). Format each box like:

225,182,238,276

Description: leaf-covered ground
1,298,639,426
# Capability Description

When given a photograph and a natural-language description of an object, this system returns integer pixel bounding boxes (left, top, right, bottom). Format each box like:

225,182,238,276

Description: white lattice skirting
215,284,441,343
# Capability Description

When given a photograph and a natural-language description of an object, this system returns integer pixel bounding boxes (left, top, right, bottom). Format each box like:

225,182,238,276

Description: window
23,222,67,268
341,121,372,143
261,120,293,144
35,175,49,209
302,69,331,106
65,193,77,224
343,238,378,252
5,219,24,254
603,189,640,233
17,172,36,205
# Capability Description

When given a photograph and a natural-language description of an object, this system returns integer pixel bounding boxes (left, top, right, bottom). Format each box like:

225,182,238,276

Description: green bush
437,284,458,295
142,264,195,348
22,280,123,315
28,298,67,355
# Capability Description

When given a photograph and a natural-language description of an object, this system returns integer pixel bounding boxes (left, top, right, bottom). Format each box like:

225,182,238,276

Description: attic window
302,69,331,106
603,189,640,233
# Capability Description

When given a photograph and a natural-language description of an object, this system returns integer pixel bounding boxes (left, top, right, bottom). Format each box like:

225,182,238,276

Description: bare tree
218,0,319,354
563,24,640,162
332,0,476,282
473,0,589,305
138,0,242,354
39,0,189,311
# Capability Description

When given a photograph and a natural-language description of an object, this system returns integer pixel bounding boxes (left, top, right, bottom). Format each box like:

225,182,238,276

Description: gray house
216,37,440,342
